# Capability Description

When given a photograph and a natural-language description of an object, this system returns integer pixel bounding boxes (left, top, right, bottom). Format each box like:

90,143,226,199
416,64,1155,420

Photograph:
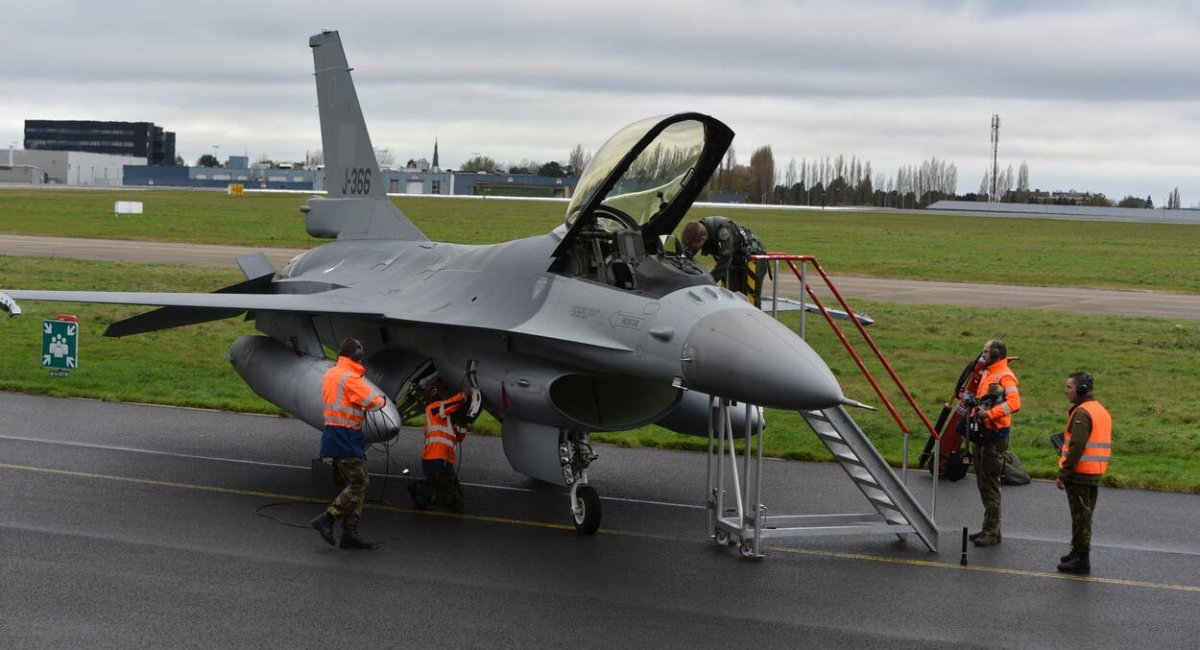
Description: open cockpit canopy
558,113,733,254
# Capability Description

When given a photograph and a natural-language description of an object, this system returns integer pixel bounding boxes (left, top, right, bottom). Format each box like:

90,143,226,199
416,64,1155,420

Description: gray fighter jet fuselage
2,30,846,533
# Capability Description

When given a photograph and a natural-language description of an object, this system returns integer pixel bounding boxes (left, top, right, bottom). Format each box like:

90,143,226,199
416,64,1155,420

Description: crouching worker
409,379,480,511
310,337,387,551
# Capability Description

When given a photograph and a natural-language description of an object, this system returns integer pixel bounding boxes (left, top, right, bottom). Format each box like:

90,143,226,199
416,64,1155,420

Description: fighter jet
2,30,846,533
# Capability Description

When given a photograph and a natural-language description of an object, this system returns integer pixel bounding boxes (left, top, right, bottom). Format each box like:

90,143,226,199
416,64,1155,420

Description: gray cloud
3,0,1197,205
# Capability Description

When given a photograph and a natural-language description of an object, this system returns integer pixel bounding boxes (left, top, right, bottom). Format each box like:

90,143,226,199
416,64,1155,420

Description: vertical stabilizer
307,31,425,240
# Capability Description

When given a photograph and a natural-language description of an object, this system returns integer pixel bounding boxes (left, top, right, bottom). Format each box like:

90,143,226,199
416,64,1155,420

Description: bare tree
375,148,396,169
749,146,776,203
1017,161,1029,191
568,144,592,176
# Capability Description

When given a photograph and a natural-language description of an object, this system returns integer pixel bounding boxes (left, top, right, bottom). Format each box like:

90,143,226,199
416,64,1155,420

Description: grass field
1,188,1197,491
2,188,1198,293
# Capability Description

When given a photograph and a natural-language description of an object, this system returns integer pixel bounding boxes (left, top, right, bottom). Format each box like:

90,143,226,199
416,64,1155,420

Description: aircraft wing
1,287,634,351
1,289,378,314
1,288,385,337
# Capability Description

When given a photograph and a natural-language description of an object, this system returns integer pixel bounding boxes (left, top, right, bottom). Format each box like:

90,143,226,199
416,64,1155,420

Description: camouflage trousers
326,457,369,524
974,437,1009,534
419,473,464,511
1064,480,1099,553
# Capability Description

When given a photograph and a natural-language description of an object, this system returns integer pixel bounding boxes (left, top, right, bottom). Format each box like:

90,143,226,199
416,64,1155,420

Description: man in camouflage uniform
309,337,387,550
1056,371,1113,574
968,339,1021,547
681,216,767,299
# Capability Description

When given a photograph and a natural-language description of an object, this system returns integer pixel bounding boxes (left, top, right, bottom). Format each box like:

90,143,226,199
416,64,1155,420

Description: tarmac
2,393,1198,648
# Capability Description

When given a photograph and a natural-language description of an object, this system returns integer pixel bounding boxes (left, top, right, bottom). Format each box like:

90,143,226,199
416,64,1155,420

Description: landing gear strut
561,430,600,534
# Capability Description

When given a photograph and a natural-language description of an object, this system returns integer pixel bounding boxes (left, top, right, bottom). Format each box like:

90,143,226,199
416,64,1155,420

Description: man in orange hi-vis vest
408,379,477,511
968,339,1021,548
1055,371,1112,575
309,337,387,550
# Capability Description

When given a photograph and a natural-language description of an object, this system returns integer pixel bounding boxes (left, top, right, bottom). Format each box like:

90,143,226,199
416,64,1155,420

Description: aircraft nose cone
682,309,844,411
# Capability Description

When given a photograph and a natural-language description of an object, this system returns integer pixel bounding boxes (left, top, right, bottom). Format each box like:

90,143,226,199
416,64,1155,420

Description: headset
1075,372,1093,395
986,339,1007,363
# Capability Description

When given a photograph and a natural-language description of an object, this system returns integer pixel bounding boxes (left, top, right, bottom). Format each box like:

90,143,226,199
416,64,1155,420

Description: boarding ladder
707,254,941,559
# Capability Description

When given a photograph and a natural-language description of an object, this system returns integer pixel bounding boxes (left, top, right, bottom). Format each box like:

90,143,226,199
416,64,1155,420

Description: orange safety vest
423,391,469,464
975,359,1020,430
322,356,386,430
1059,400,1112,475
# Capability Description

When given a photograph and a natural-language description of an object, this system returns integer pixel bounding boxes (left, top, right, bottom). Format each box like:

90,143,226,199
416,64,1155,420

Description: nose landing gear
561,430,600,534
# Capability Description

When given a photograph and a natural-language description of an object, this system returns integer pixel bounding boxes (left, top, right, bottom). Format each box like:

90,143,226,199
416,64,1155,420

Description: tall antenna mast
989,114,1001,203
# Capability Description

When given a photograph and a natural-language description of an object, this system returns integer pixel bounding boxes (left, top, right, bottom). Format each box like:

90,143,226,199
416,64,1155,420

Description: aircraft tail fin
307,30,425,241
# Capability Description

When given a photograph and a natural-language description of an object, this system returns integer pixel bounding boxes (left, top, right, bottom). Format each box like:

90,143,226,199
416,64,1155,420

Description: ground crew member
1056,371,1112,574
309,337,387,550
681,216,767,298
969,339,1020,547
408,381,471,511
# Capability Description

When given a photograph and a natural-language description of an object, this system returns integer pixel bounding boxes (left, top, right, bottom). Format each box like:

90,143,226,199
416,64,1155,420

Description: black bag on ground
1001,450,1031,486
944,448,970,482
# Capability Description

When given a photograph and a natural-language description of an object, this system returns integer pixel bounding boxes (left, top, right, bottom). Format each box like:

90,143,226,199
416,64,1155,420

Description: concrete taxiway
2,393,1198,648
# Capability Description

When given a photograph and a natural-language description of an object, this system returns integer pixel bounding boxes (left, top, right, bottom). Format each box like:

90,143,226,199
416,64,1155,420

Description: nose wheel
571,484,601,534
562,429,600,534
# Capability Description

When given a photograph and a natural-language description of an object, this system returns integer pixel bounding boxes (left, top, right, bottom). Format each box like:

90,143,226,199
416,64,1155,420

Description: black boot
1058,551,1090,574
339,523,380,550
1060,550,1077,563
309,511,337,546
408,482,430,509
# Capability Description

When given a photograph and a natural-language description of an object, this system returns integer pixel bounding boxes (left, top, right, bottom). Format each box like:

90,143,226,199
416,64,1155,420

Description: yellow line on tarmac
769,546,1200,593
6,461,1200,593
0,462,575,532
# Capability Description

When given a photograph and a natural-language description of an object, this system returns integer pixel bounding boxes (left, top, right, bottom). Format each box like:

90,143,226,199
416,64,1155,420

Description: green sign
42,319,79,373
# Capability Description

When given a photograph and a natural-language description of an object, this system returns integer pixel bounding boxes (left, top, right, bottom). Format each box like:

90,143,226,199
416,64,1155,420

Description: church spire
432,139,439,171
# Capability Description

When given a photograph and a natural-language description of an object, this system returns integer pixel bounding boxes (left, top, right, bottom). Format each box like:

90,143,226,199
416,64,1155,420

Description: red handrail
755,253,939,440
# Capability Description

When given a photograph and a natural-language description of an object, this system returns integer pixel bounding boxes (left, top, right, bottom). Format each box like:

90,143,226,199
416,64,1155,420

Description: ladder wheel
739,541,761,560
714,529,732,546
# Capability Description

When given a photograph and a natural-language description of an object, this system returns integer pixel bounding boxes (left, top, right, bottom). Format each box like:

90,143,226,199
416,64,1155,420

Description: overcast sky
5,0,1198,206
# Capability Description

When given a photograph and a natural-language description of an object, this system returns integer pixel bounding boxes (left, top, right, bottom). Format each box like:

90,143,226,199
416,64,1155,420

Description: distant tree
749,146,775,203
197,154,220,168
1017,162,1029,191
1168,187,1182,209
538,161,566,177
174,155,185,166
460,155,497,173
307,150,324,167
1146,195,1154,209
1117,195,1148,208
1086,194,1112,207
784,158,797,191
568,144,591,176
375,148,395,168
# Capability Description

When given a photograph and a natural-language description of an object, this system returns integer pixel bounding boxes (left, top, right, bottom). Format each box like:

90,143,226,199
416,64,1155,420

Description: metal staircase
707,399,937,559
802,406,938,549
707,253,943,559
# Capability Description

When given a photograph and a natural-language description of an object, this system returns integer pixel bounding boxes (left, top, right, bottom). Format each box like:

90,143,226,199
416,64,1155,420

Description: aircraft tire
572,485,601,535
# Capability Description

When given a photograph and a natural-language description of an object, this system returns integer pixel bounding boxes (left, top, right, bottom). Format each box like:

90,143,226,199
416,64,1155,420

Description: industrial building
0,148,145,187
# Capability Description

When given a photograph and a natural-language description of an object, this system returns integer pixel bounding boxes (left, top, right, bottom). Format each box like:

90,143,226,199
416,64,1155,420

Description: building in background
0,149,145,187
24,120,176,166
